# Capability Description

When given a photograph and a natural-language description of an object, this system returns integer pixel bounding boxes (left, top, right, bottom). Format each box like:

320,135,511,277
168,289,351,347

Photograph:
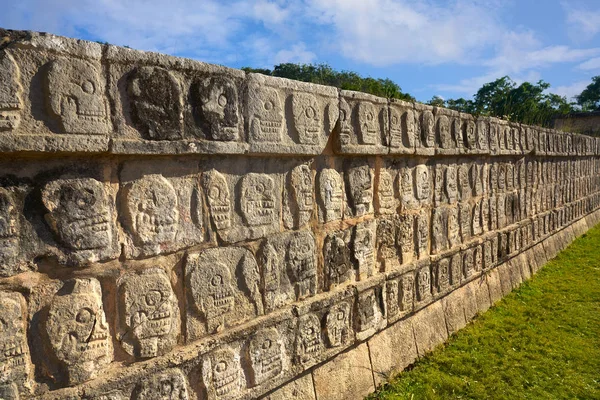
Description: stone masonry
1,29,600,400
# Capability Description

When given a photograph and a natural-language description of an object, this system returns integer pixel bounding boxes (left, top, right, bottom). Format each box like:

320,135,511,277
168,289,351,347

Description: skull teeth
214,370,238,396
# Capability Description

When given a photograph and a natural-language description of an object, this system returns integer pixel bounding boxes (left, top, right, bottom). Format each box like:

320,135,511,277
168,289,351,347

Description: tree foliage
429,76,576,127
576,76,600,111
242,63,415,101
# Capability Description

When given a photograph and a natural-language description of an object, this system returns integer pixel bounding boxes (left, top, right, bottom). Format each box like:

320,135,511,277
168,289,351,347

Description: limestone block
283,163,314,229
469,277,491,314
337,90,389,154
486,268,503,304
368,318,418,386
352,219,377,280
441,287,468,335
258,230,317,313
411,301,448,357
247,327,287,387
434,107,459,154
245,73,338,155
132,368,193,400
355,283,386,341
376,215,401,272
0,291,32,396
344,159,374,217
414,103,436,155
106,44,248,155
312,342,374,400
0,33,111,153
201,346,246,400
317,167,345,223
45,278,112,385
295,312,324,366
261,373,315,400
507,257,524,289
117,268,180,358
41,176,119,266
323,228,355,289
433,257,451,296
389,99,416,154
375,167,397,215
186,247,263,340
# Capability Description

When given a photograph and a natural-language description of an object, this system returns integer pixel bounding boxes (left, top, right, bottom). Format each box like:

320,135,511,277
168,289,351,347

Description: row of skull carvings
1,45,600,156
1,156,600,277
2,191,589,399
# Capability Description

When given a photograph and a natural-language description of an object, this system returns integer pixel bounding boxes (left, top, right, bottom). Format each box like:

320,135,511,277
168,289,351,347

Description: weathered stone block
411,301,448,357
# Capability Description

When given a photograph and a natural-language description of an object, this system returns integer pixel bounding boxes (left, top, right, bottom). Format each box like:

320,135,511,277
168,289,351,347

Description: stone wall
1,30,600,400
554,112,600,136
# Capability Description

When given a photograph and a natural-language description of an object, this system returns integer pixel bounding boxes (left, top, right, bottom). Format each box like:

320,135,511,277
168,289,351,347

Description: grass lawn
368,225,600,400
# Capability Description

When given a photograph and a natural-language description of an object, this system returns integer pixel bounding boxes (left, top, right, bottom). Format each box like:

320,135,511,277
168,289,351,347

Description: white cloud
553,80,590,102
578,57,600,71
273,43,316,64
564,3,600,42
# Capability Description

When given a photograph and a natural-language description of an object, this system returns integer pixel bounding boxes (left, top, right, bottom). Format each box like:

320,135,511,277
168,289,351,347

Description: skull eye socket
161,380,174,395
0,317,7,332
208,186,221,199
255,183,265,194
82,80,96,94
340,109,347,121
366,112,374,122
264,100,274,111
336,311,345,321
145,290,162,306
218,93,228,107
211,274,224,286
392,116,398,125
76,307,94,324
215,360,228,373
262,338,272,350
305,106,316,119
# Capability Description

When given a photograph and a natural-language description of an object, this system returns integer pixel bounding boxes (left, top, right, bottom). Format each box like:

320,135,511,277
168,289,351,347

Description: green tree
576,76,600,111
427,95,445,107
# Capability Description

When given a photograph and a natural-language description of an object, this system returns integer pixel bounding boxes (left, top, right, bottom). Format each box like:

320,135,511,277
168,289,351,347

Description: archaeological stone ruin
1,29,600,400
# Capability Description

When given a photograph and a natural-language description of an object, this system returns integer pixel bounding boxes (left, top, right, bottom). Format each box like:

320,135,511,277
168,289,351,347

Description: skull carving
42,177,114,254
249,86,283,143
465,120,476,149
399,214,415,262
416,210,429,259
118,268,180,358
346,164,373,216
422,110,435,147
447,206,460,248
438,115,452,148
399,274,414,311
400,167,416,209
389,107,402,148
436,259,450,292
128,66,183,140
458,164,471,200
203,347,243,400
415,164,431,201
324,233,353,288
446,165,458,203
450,253,462,285
202,169,231,235
195,75,240,141
338,98,352,145
377,170,394,213
292,93,321,144
431,207,446,254
326,301,351,347
296,313,322,364
357,289,380,333
46,279,112,385
385,279,400,318
0,188,19,270
46,58,109,134
249,328,284,385
0,292,30,391
404,109,417,147
134,369,191,400
353,222,375,277
0,51,23,131
123,175,179,250
190,261,235,332
318,169,343,222
477,119,488,150
416,266,431,302
357,102,378,145
288,164,314,227
286,232,317,299
240,173,275,227
260,243,280,313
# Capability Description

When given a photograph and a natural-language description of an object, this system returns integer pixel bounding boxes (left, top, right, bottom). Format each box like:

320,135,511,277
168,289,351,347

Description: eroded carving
240,173,275,227
292,92,321,144
0,51,23,131
356,288,384,338
0,292,30,394
296,313,322,364
416,265,432,302
422,110,435,147
326,301,352,347
284,164,314,229
415,164,431,202
202,169,232,236
249,86,283,143
249,328,284,386
118,268,180,358
46,279,112,385
134,368,191,400
128,66,183,140
324,231,354,288
377,169,395,213
0,188,19,273
357,102,378,145
438,115,453,148
353,220,375,278
345,162,373,216
194,75,240,141
318,168,343,222
202,347,244,400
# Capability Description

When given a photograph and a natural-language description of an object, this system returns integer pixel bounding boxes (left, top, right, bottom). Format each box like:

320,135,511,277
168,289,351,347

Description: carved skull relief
438,115,452,148
190,261,235,329
385,279,400,319
416,266,431,302
324,232,353,288
292,92,321,144
0,51,23,131
42,177,114,254
416,210,429,259
46,58,109,134
289,164,314,226
400,166,416,209
477,119,488,150
435,258,450,292
249,328,284,385
195,75,240,141
415,164,431,201
378,170,394,213
287,232,317,299
404,109,417,147
118,268,180,358
326,301,351,347
353,222,375,278
0,188,19,270
240,173,275,227
128,66,183,140
447,206,460,248
465,120,476,148
357,289,382,335
357,102,378,145
134,368,191,400
446,165,458,203
203,347,244,400
389,107,402,148
399,273,414,311
296,313,322,364
318,169,343,222
46,278,112,385
346,164,373,216
0,292,30,392
422,110,435,147
202,169,232,234
250,86,283,143
123,175,179,250
338,98,352,145
450,253,462,285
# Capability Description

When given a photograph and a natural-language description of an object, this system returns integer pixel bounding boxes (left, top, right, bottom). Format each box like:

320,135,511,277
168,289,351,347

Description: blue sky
2,0,600,102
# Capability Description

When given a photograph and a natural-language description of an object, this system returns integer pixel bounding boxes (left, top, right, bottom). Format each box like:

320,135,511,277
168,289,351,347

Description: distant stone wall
554,112,600,136
1,30,600,400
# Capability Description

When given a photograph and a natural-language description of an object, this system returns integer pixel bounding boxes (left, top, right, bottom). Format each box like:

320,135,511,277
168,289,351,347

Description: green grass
368,226,600,400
